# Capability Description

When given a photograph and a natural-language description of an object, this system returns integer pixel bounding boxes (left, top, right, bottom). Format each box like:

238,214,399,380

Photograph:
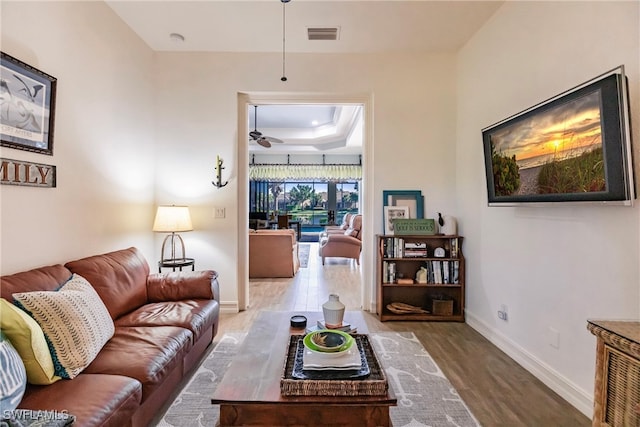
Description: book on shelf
403,250,428,258
382,237,405,258
423,260,459,285
404,242,426,250
453,260,460,284
450,238,459,258
443,260,450,283
383,261,396,284
404,242,428,257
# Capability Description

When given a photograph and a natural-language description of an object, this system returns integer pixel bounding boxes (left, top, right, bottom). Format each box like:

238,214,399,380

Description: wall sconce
212,155,228,188
153,205,193,262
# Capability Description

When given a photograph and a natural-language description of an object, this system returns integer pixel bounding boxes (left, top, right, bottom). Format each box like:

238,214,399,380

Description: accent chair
318,214,362,265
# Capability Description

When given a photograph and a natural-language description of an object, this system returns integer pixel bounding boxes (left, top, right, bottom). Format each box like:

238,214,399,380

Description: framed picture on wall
384,205,410,235
1,51,57,155
383,190,424,219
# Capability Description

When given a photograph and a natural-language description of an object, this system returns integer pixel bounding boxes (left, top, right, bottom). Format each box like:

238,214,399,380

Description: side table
587,319,640,427
158,258,195,273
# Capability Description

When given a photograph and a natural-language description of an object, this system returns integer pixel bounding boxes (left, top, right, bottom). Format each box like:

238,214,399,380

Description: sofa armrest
146,270,219,303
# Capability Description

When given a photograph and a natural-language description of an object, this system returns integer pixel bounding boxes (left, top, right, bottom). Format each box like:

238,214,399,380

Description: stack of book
404,242,428,258
305,320,358,334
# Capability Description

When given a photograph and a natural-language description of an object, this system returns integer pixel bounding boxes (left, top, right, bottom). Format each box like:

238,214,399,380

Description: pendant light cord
281,0,287,82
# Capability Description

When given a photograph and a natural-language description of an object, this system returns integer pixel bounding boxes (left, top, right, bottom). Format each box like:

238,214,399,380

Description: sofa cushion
83,326,192,402
146,270,217,302
0,298,60,385
12,274,115,379
19,373,141,427
64,247,150,320
0,331,27,413
340,213,352,230
344,214,362,239
115,300,218,344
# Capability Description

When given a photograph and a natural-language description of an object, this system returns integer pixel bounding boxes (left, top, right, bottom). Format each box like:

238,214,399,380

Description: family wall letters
0,158,56,187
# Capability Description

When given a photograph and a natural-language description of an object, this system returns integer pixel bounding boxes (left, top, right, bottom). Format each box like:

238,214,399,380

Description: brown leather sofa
319,214,363,265
0,247,220,427
249,229,300,278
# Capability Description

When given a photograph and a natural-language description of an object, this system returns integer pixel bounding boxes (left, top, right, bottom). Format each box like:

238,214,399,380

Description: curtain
249,164,362,180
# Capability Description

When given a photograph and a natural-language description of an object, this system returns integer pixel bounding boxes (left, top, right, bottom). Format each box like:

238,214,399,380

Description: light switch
214,208,226,218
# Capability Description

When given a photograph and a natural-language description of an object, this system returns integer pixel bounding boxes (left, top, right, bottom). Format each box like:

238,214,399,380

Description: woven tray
280,334,389,396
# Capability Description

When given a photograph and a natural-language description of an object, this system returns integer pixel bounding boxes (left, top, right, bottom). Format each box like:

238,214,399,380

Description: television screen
482,68,635,206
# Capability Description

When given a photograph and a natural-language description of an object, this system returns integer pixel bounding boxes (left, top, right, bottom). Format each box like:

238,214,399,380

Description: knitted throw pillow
12,274,115,379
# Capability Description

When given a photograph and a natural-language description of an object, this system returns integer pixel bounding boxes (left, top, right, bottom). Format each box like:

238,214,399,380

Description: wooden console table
587,320,640,427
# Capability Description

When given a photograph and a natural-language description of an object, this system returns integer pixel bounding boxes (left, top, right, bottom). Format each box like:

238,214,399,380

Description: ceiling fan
249,105,284,148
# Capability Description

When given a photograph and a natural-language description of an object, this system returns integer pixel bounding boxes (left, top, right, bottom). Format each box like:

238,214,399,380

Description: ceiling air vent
307,27,340,41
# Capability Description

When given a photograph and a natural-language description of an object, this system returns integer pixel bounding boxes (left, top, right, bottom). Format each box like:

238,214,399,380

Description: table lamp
153,205,193,262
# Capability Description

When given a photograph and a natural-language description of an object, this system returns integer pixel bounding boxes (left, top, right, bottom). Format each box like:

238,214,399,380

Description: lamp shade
153,206,193,232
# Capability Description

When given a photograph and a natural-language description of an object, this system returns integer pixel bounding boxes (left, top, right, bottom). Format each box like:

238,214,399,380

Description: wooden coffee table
211,311,396,426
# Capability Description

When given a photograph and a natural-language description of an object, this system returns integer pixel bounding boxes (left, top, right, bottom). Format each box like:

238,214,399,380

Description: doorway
236,92,374,312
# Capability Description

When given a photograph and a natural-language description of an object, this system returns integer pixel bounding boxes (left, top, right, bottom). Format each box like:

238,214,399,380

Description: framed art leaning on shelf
384,205,409,235
383,190,424,219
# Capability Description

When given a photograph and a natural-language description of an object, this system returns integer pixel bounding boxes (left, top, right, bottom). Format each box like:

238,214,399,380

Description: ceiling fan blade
257,138,271,148
264,136,284,144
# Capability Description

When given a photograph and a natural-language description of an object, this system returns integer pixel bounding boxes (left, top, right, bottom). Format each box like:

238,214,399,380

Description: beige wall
1,2,157,273
456,0,640,417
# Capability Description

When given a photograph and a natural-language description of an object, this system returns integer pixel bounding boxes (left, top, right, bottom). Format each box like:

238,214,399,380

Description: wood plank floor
219,243,591,427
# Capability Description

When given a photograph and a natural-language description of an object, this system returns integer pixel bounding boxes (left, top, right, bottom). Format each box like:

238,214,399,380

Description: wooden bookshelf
376,234,465,322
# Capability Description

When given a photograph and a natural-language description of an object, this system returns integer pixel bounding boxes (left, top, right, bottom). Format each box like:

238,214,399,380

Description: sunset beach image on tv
482,69,634,206
489,90,604,197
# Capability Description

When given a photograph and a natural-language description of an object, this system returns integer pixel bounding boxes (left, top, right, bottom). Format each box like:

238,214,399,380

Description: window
249,179,359,230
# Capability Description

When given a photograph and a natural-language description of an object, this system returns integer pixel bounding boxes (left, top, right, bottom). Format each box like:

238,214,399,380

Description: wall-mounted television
482,66,635,206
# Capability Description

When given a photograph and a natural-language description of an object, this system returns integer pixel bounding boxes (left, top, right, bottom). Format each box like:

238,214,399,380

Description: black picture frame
1,51,57,155
482,66,635,206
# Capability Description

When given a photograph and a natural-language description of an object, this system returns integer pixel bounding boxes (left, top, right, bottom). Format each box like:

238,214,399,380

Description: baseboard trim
220,301,239,313
465,310,593,418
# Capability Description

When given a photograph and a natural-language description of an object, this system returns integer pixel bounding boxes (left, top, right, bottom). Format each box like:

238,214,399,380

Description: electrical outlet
214,207,225,218
498,304,508,321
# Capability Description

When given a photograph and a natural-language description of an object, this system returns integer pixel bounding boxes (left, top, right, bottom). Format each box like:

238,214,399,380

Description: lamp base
160,232,187,263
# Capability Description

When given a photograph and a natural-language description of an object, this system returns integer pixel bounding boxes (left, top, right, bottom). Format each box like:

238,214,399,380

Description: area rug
298,243,310,268
156,332,480,427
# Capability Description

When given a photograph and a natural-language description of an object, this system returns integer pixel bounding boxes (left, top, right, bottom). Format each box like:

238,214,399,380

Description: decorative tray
280,334,389,396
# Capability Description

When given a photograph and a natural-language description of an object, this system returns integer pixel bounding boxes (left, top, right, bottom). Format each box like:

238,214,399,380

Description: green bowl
303,330,354,353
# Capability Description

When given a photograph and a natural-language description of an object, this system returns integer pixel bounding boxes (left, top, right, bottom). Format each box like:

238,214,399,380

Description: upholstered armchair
319,214,362,265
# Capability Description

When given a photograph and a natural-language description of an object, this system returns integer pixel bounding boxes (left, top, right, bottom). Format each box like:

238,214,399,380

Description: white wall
153,51,458,308
456,1,640,416
0,2,157,273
